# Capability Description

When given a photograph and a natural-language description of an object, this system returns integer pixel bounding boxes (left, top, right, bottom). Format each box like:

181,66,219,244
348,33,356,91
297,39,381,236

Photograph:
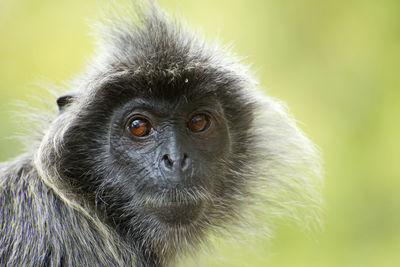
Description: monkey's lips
142,186,209,225
152,201,205,225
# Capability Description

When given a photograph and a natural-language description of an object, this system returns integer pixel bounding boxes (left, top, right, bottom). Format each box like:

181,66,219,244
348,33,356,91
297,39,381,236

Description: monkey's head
35,2,321,261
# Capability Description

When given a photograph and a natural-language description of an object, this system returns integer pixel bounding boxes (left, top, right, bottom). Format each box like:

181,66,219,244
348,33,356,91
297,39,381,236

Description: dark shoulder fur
0,156,144,266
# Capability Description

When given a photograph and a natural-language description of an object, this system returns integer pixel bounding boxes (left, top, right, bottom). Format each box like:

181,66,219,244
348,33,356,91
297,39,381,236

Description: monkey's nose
160,153,191,174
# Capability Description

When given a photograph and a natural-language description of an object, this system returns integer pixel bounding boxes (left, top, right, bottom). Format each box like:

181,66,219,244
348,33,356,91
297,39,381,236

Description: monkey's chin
153,201,205,226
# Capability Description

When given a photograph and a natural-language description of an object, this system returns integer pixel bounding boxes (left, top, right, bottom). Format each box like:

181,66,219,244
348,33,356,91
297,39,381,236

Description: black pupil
132,120,143,129
192,117,202,125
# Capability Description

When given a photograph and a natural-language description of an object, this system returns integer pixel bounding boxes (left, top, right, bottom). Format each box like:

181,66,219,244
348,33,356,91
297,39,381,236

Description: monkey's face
54,71,255,241
101,93,231,226
53,51,256,240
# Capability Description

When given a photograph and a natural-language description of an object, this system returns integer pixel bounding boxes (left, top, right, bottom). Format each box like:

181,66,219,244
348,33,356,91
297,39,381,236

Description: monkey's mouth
152,201,205,225
143,186,210,225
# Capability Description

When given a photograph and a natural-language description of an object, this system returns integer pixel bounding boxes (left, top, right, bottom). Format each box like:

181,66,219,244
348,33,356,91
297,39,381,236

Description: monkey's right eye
129,117,152,137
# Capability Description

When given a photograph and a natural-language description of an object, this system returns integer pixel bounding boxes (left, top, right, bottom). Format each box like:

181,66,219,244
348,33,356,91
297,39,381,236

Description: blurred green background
1,0,399,266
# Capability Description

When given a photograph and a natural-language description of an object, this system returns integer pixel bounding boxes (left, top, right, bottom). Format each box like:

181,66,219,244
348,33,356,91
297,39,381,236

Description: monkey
0,2,322,267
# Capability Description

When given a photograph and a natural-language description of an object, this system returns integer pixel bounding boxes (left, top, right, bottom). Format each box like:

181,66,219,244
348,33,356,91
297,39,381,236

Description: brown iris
187,114,211,133
129,118,152,137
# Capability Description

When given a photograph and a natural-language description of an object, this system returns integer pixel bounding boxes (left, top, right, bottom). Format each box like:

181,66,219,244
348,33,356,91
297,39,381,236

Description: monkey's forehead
82,66,242,108
89,42,241,98
82,53,246,105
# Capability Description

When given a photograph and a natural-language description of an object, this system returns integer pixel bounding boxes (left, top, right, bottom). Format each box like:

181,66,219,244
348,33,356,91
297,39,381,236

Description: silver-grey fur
0,2,322,266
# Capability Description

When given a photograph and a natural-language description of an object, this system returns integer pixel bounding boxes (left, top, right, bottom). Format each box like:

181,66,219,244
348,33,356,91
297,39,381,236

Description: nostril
161,153,190,172
162,154,174,168
181,153,190,171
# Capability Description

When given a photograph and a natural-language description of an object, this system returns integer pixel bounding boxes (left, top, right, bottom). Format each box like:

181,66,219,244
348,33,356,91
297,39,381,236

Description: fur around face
0,2,322,267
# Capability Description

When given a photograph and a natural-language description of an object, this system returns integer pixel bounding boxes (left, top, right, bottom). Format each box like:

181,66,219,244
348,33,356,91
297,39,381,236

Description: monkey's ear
57,92,79,112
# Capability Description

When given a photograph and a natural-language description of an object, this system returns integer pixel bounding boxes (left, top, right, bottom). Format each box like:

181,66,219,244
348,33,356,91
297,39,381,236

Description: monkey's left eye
187,114,212,133
129,117,152,137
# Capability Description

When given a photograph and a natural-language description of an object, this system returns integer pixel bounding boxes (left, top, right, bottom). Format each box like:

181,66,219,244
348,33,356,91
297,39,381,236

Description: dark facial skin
109,96,231,225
